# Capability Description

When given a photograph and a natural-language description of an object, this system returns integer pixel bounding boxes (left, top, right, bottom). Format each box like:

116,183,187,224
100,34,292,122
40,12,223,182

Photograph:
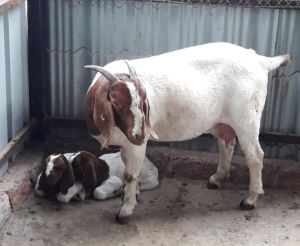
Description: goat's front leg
57,182,83,203
116,144,146,224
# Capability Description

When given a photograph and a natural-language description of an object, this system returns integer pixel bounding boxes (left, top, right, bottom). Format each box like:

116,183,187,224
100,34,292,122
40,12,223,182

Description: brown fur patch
124,172,133,183
71,151,110,193
86,77,116,147
86,82,101,136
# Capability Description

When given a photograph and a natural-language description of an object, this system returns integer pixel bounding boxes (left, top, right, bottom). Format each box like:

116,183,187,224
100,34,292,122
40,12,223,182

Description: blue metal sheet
20,1,29,123
8,5,24,136
0,1,29,174
0,14,9,175
0,14,8,148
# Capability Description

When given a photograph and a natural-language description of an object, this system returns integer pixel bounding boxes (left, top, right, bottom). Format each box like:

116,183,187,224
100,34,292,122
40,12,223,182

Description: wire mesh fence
64,0,300,9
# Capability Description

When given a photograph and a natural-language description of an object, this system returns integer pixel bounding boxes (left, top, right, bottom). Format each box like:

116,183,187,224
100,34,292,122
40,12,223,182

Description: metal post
27,0,47,140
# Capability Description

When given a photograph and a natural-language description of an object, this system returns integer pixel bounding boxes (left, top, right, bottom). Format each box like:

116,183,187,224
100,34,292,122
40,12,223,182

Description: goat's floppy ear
81,159,97,194
59,156,75,195
143,93,159,140
86,80,115,149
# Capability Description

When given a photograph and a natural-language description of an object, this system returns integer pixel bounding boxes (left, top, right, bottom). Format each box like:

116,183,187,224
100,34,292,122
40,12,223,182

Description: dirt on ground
0,177,299,246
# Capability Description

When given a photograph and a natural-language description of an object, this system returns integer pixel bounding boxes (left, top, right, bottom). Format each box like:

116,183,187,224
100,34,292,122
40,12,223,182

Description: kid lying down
35,151,159,203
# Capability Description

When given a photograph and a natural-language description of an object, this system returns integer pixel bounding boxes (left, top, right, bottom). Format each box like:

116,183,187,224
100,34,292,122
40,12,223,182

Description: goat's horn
124,60,137,79
85,65,118,84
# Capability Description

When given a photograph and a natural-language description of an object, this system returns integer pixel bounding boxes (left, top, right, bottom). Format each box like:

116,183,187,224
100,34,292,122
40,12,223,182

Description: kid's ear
81,159,97,194
59,156,75,194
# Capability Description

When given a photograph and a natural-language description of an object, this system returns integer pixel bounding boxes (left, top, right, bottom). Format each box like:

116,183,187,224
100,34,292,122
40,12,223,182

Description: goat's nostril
135,134,144,141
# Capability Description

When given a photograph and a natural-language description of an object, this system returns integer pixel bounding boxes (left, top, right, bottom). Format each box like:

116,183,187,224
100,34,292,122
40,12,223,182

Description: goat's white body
95,42,277,143
88,42,290,221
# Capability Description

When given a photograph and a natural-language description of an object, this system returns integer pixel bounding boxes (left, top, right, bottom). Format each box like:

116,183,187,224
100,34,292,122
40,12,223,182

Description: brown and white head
35,154,75,197
85,61,158,148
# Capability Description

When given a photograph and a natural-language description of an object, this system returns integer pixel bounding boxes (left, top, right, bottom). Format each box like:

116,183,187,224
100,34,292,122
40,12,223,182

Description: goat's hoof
239,199,256,210
206,180,219,190
115,212,131,225
115,209,130,225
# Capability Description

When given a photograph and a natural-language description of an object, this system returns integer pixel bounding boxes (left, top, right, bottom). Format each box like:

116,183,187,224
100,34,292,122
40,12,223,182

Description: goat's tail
261,54,292,72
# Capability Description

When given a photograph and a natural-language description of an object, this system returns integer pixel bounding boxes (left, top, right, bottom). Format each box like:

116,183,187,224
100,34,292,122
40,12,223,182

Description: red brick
277,171,300,189
8,180,32,211
147,146,300,189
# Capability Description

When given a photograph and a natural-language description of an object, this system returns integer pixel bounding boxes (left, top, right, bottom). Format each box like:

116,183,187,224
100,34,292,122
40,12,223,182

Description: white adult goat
85,42,291,223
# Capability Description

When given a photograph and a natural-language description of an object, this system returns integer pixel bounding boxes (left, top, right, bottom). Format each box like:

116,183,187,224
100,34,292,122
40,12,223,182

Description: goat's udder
211,123,236,147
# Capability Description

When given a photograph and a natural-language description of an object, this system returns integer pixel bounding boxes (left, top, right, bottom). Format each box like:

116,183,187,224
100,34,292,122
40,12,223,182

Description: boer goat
85,42,291,223
35,151,159,203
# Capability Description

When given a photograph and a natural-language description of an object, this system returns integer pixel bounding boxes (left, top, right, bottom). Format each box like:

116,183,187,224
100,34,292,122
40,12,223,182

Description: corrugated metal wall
0,1,29,175
43,0,300,159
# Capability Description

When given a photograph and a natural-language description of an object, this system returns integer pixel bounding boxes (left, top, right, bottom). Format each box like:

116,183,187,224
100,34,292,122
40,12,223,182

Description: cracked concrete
0,177,299,246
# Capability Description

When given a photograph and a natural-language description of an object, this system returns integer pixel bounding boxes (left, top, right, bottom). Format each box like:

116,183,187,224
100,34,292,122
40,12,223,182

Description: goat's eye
113,102,124,110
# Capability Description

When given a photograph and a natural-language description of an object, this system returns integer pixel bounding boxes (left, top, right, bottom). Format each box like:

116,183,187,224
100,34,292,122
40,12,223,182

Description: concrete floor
0,177,299,246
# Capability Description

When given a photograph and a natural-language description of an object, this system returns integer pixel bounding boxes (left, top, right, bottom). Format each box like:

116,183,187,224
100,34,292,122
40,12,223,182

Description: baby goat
35,151,158,203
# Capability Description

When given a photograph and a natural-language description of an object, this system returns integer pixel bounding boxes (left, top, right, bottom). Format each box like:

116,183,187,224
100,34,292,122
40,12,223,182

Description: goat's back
96,43,290,141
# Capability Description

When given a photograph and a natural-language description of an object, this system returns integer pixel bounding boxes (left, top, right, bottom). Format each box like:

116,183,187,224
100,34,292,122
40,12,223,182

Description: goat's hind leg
236,127,264,210
207,135,236,189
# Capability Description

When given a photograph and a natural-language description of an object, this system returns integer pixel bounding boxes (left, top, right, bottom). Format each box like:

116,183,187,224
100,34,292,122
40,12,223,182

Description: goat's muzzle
134,134,144,141
45,174,59,186
128,132,145,145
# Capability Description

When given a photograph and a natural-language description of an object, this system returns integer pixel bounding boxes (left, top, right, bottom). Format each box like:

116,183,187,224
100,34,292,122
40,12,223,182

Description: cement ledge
146,146,300,189
0,142,44,229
